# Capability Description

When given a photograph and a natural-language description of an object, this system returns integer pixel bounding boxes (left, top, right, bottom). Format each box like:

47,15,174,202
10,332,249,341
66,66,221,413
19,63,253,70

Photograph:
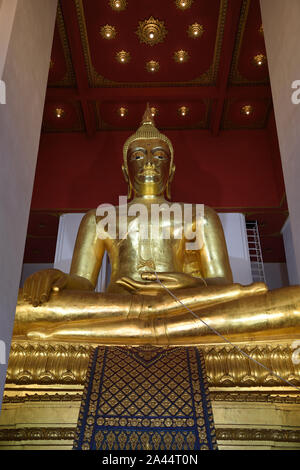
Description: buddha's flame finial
141,102,155,126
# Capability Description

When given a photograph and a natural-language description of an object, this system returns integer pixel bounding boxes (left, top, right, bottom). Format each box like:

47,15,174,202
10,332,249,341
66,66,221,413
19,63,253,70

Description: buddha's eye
154,154,165,160
132,154,144,160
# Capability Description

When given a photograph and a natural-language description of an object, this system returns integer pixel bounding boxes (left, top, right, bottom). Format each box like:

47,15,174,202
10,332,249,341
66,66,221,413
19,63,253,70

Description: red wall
31,129,282,210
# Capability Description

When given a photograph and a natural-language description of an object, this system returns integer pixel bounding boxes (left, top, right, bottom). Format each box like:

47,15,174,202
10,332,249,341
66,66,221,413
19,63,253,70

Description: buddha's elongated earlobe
127,182,133,200
166,165,175,200
122,164,133,200
166,181,172,200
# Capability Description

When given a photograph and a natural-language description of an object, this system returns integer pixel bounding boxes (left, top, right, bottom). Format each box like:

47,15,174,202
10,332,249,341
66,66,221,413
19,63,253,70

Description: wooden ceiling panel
78,0,225,86
230,0,269,85
222,97,271,129
42,101,85,132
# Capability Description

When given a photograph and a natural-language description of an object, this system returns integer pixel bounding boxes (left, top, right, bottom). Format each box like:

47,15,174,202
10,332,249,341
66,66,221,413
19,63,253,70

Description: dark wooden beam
211,0,243,136
46,85,271,102
60,0,96,137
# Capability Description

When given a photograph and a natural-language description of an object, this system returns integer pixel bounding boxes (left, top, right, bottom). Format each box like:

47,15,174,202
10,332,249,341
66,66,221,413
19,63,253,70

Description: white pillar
281,217,299,285
0,0,58,409
260,0,300,282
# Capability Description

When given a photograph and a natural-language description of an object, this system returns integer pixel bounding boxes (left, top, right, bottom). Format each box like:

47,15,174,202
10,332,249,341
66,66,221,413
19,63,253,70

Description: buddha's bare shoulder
172,202,220,220
81,209,97,227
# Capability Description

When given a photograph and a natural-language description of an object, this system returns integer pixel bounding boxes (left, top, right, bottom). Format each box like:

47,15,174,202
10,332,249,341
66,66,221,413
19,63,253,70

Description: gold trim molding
5,341,300,388
0,428,76,442
2,393,83,404
210,392,300,404
216,428,300,443
49,2,76,88
3,391,300,405
0,427,299,444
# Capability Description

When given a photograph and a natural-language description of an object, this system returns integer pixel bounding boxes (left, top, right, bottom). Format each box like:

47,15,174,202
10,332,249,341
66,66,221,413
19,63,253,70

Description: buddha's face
127,138,171,197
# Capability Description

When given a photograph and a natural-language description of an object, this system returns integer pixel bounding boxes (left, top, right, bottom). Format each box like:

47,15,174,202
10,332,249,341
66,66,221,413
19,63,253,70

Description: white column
281,217,299,285
0,0,58,409
260,0,300,283
218,213,253,286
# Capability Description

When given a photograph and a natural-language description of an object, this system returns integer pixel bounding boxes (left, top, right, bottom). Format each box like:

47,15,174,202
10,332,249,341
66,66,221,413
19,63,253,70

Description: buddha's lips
139,168,159,177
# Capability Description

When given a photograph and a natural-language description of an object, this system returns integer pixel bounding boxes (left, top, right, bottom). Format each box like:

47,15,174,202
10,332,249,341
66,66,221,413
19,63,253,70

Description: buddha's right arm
69,209,105,288
22,210,104,306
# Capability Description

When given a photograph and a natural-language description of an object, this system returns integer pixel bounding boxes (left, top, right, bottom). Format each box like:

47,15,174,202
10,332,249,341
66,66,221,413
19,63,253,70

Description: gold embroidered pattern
73,346,217,450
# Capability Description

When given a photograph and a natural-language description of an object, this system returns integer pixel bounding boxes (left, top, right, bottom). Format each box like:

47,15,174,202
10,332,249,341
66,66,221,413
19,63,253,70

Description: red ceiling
25,0,288,265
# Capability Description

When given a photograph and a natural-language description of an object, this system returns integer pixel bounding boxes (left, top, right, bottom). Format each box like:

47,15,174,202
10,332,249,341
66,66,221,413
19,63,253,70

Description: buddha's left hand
116,272,204,294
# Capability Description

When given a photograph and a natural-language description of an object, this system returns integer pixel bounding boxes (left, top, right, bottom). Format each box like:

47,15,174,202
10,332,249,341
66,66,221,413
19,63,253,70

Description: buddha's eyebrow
151,146,168,154
131,147,146,153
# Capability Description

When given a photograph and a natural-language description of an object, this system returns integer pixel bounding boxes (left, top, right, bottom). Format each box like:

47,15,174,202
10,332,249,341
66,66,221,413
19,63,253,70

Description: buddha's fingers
52,272,68,292
32,275,43,307
40,273,52,303
243,282,268,296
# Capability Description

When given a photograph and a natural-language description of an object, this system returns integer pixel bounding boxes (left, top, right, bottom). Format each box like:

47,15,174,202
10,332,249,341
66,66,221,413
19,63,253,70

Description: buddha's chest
111,228,185,274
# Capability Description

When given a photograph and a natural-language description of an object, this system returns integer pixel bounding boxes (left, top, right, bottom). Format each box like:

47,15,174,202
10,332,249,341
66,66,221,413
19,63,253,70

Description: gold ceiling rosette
100,25,117,40
146,60,160,73
174,50,189,63
187,23,204,39
116,50,131,64
136,16,168,46
175,0,193,10
109,0,127,11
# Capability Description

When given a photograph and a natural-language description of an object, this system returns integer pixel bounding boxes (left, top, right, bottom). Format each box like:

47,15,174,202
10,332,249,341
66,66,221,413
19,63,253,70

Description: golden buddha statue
14,105,300,345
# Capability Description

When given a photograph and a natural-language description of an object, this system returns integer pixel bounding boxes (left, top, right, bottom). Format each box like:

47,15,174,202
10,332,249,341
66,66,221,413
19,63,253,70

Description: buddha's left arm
184,206,233,286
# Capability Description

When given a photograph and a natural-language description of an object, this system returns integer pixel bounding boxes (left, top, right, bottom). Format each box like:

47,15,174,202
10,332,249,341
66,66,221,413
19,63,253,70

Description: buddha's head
122,104,175,198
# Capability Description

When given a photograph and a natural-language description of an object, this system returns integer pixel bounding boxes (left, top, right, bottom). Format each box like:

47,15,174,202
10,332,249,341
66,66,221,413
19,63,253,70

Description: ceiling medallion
241,105,253,116
146,60,160,73
55,108,64,119
175,0,193,10
136,17,167,46
100,25,117,40
187,23,204,39
118,107,128,117
109,0,127,11
178,106,189,117
253,53,267,67
259,24,264,35
174,50,189,63
116,50,131,64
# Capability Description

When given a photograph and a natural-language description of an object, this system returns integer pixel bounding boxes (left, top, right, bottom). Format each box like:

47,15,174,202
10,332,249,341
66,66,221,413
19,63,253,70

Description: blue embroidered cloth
73,346,217,450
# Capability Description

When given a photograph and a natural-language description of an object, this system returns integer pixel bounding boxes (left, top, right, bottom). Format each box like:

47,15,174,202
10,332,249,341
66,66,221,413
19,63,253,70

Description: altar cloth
73,345,217,450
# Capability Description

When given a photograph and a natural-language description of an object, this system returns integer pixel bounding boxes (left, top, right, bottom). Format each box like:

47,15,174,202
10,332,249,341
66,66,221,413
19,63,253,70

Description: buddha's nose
144,161,155,170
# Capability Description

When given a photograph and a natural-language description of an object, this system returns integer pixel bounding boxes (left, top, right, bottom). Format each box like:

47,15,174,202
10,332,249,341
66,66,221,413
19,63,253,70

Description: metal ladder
246,221,266,283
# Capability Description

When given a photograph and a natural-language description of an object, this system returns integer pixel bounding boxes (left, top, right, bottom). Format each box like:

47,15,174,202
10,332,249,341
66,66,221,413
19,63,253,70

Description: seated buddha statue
14,105,300,344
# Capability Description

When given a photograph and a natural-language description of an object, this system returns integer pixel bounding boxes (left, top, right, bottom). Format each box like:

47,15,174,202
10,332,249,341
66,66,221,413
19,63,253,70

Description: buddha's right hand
23,269,69,307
